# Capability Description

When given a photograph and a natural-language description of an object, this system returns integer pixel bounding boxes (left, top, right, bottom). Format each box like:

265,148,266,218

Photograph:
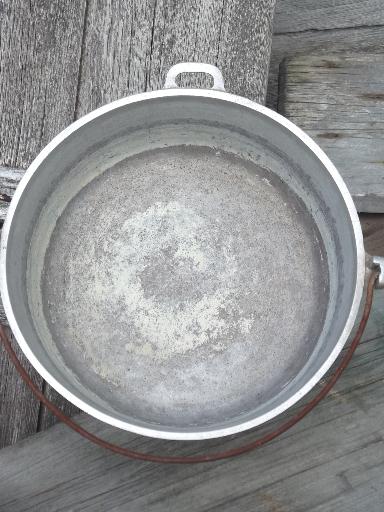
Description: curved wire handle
0,270,378,463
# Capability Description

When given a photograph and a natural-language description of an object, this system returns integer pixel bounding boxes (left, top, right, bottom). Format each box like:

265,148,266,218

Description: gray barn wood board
0,0,88,445
76,0,275,113
279,53,384,213
274,0,384,34
267,25,384,111
0,0,87,169
0,291,384,511
0,0,277,447
0,329,43,449
268,0,384,111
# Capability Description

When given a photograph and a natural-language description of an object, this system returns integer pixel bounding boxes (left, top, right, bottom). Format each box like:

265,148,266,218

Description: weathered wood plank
76,0,276,116
274,0,384,34
0,328,43,449
267,25,384,111
76,0,157,114
278,53,384,212
0,294,383,511
76,0,229,114
0,0,87,168
146,0,226,93
0,0,87,446
216,0,276,103
311,477,384,512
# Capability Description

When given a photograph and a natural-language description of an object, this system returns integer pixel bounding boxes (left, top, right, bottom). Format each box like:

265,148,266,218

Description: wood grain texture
0,0,87,445
147,0,226,92
274,0,384,34
267,25,384,111
76,0,276,114
1,290,384,511
278,53,384,212
216,0,276,103
0,328,43,449
76,0,157,114
0,0,87,168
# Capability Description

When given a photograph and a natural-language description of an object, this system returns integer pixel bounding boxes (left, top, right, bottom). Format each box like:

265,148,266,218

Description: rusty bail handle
0,270,378,464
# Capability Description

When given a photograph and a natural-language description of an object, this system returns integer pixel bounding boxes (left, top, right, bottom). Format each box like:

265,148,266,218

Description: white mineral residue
86,200,253,360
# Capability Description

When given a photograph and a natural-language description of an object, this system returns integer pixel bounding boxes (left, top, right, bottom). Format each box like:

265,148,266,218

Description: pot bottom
30,145,329,428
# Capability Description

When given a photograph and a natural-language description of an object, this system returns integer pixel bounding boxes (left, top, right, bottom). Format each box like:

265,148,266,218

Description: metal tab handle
163,62,225,91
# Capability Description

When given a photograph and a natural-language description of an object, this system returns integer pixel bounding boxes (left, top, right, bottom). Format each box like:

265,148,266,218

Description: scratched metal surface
33,145,328,430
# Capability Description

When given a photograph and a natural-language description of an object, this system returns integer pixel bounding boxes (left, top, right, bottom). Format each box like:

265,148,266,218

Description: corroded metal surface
39,146,328,428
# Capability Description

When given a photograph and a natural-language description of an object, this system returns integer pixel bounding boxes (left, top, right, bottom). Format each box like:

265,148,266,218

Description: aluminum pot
0,63,381,441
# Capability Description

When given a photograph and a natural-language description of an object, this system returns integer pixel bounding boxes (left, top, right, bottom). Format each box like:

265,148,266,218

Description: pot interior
3,93,362,439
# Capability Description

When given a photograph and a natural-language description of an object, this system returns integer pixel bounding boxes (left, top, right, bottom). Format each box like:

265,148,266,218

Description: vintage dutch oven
1,63,383,462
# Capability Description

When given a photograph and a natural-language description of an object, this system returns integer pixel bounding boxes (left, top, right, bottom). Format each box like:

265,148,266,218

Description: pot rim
0,88,365,440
